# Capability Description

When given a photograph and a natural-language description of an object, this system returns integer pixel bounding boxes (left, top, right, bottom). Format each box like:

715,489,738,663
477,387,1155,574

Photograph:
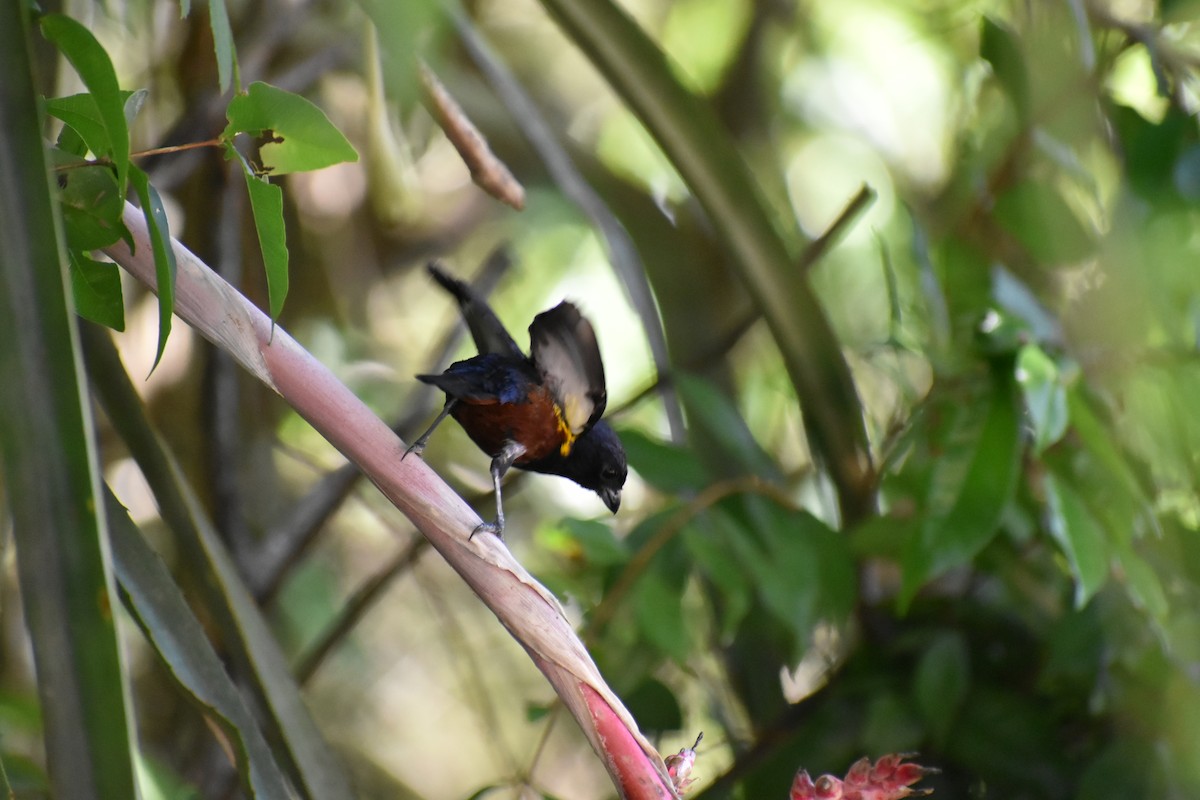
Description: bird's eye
601,466,616,479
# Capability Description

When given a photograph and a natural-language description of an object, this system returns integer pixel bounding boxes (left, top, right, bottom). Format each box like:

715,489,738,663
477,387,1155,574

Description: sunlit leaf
207,0,238,93
1043,472,1109,608
40,14,129,196
994,180,1095,265
69,252,124,331
224,82,358,174
1015,343,1068,454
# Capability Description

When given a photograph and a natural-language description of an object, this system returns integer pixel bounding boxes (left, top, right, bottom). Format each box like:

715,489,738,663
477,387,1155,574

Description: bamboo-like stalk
103,203,679,800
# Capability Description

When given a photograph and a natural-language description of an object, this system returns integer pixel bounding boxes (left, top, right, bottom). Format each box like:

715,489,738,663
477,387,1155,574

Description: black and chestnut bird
405,263,628,537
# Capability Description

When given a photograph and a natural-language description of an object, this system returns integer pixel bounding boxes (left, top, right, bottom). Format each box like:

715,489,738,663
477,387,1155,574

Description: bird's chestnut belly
451,389,568,464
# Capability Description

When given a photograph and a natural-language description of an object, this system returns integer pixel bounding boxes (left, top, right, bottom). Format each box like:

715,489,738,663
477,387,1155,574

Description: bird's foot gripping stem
404,399,458,460
470,440,526,541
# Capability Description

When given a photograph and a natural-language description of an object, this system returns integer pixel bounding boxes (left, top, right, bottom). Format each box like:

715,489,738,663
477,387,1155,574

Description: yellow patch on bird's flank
553,403,576,457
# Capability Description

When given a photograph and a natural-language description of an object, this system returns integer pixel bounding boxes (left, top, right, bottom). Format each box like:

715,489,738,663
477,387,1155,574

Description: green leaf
128,166,176,373
40,14,130,197
224,82,358,174
69,251,124,331
55,159,126,250
682,513,752,639
1043,472,1110,608
675,373,781,479
621,677,683,735
1113,543,1168,624
228,146,289,321
980,17,1030,125
207,0,238,93
82,328,358,800
1015,343,1068,454
632,568,690,663
0,20,138,791
724,501,852,647
45,92,129,159
993,180,1095,265
901,371,1022,609
105,489,294,800
560,518,629,567
913,633,970,745
1067,387,1151,508
619,428,708,493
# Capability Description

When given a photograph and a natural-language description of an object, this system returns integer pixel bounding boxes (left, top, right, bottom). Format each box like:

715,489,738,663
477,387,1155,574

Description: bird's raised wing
427,260,524,360
528,302,607,435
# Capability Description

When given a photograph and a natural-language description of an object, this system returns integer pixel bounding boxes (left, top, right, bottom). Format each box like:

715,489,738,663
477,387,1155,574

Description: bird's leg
404,399,459,459
472,439,526,540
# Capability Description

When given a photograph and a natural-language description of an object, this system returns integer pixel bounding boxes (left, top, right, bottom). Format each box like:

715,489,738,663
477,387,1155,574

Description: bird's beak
599,486,621,514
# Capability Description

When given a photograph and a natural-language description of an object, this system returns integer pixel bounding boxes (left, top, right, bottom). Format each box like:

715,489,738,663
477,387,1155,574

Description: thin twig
53,138,224,171
797,184,876,274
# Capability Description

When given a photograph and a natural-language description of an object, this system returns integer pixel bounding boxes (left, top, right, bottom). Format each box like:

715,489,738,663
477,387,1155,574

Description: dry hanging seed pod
419,60,525,210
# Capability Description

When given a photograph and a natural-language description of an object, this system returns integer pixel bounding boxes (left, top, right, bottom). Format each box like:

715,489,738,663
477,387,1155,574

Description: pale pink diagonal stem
103,203,678,799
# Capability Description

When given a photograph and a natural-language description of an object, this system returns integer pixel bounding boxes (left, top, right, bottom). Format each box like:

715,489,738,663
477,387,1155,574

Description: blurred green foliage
6,0,1200,798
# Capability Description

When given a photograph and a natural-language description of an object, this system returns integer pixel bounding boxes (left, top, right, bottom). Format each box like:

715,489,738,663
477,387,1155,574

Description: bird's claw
402,441,426,461
469,520,504,541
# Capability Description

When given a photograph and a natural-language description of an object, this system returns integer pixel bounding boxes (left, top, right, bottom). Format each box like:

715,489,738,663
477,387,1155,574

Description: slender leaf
207,0,238,92
81,329,357,800
40,14,130,196
105,489,294,800
224,82,358,174
0,5,137,796
69,251,125,331
127,166,176,371
980,17,1030,125
228,146,289,321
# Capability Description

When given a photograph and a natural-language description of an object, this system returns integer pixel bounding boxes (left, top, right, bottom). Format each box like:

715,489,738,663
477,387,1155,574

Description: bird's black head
555,421,627,514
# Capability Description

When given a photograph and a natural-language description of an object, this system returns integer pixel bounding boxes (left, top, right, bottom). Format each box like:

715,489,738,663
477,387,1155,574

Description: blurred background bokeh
7,0,1200,797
